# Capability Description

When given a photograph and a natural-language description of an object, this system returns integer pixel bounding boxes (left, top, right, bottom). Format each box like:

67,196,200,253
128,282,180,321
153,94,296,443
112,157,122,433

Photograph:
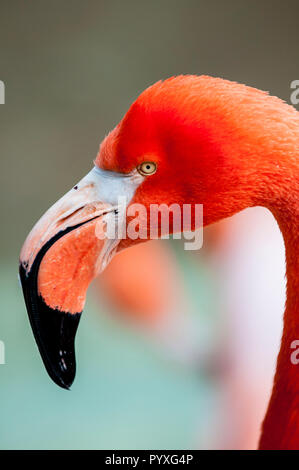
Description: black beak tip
50,366,74,391
43,337,78,391
19,262,81,390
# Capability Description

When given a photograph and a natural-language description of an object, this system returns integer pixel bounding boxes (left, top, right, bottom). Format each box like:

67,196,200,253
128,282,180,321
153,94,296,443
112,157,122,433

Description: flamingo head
20,75,291,388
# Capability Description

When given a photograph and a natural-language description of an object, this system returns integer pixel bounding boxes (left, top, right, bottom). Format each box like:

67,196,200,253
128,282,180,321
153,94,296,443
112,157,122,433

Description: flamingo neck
259,183,299,449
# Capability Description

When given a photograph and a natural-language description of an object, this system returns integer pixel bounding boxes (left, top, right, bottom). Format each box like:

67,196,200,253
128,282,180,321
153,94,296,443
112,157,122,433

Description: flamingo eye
137,161,157,176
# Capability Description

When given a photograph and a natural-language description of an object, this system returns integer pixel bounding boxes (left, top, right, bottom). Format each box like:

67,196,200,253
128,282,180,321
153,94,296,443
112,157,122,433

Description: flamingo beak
19,166,141,389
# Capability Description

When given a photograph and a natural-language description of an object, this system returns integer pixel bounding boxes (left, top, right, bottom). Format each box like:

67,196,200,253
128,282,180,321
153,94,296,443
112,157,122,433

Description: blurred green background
0,0,298,449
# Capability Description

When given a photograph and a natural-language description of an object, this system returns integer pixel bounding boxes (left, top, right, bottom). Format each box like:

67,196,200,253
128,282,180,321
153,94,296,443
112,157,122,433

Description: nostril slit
74,186,78,190
57,207,85,226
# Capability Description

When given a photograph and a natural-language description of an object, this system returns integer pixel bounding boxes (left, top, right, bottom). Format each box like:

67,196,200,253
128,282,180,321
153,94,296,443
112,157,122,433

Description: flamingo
19,75,299,449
